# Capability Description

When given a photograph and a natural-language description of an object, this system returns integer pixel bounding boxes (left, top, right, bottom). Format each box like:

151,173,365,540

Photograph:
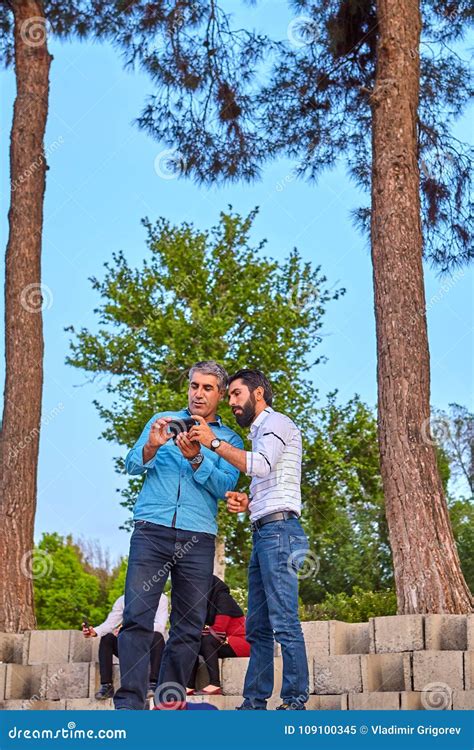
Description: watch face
211,438,221,449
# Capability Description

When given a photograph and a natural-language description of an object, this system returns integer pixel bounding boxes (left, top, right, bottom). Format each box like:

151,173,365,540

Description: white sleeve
94,596,124,638
153,594,169,634
246,415,293,478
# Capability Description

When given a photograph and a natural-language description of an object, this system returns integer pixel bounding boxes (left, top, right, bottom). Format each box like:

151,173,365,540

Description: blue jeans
242,517,309,709
113,521,215,710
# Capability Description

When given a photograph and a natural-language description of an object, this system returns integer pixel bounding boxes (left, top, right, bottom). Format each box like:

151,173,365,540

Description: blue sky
1,3,473,563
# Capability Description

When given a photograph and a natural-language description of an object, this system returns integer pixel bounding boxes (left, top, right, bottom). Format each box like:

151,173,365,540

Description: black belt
251,510,299,531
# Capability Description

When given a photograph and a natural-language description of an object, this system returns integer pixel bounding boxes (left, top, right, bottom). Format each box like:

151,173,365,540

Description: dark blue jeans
242,517,309,709
113,521,215,710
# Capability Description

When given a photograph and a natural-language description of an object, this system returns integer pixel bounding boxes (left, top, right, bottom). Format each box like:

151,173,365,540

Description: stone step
2,691,473,711
0,615,471,670
2,650,470,701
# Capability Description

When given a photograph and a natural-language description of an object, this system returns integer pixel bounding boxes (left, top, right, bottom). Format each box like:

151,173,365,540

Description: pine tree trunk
0,0,52,632
213,536,226,581
371,0,473,613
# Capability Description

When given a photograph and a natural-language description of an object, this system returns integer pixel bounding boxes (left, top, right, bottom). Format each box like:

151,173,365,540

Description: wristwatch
210,438,222,451
189,452,204,466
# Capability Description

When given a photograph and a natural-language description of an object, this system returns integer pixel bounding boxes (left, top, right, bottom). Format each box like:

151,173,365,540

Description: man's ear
255,386,265,402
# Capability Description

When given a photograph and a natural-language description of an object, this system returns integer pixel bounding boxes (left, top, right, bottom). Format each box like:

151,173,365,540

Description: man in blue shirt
113,361,243,710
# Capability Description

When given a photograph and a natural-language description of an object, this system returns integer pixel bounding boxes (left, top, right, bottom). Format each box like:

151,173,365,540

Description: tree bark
0,0,52,631
371,0,473,613
213,536,226,580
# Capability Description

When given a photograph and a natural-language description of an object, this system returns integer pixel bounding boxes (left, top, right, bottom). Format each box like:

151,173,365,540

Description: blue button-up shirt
125,408,243,535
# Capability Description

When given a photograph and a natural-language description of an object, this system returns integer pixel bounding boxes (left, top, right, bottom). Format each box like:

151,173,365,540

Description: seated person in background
188,576,250,696
83,593,168,700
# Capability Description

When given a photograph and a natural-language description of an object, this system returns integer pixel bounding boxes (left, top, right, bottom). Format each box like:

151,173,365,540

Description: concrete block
66,698,114,710
0,664,6,701
452,690,474,710
313,655,362,695
0,633,24,664
425,615,467,651
69,631,93,663
221,658,250,695
27,630,71,665
464,650,474,690
370,615,424,653
46,663,90,700
302,621,330,657
412,650,463,692
361,653,412,692
0,699,66,710
5,664,45,700
306,695,345,710
467,615,474,651
348,692,400,710
222,657,284,696
401,690,452,710
329,621,372,655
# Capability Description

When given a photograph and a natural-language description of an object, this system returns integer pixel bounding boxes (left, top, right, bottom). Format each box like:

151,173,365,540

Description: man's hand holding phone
82,622,97,638
226,491,249,513
143,417,173,463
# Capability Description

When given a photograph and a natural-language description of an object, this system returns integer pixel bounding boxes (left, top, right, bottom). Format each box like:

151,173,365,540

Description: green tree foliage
301,586,397,622
300,393,392,603
106,558,128,609
449,498,474,592
33,533,110,629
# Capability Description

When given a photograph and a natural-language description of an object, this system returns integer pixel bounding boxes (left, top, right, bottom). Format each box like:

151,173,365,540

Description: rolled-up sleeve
246,415,291,478
192,433,244,498
125,415,159,475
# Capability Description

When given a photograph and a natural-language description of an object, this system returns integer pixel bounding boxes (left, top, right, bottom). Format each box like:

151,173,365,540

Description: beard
233,393,257,428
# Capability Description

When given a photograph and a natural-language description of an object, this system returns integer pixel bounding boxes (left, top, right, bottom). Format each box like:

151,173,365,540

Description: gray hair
189,361,228,393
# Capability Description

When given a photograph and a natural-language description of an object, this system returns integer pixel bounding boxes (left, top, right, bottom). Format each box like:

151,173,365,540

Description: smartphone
82,617,89,629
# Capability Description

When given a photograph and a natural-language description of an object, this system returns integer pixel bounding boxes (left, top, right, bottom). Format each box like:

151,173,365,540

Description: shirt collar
184,407,223,427
249,406,273,435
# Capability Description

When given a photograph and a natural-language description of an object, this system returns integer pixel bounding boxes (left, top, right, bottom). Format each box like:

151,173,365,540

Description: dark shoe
236,702,267,710
276,702,306,710
147,682,158,698
95,683,114,700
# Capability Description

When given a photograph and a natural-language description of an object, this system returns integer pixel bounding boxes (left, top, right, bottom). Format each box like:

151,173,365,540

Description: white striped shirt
245,407,302,522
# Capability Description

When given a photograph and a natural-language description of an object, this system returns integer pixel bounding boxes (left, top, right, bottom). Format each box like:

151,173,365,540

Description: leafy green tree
299,394,392,602
449,498,474,593
106,558,128,610
66,208,344,551
33,533,109,629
